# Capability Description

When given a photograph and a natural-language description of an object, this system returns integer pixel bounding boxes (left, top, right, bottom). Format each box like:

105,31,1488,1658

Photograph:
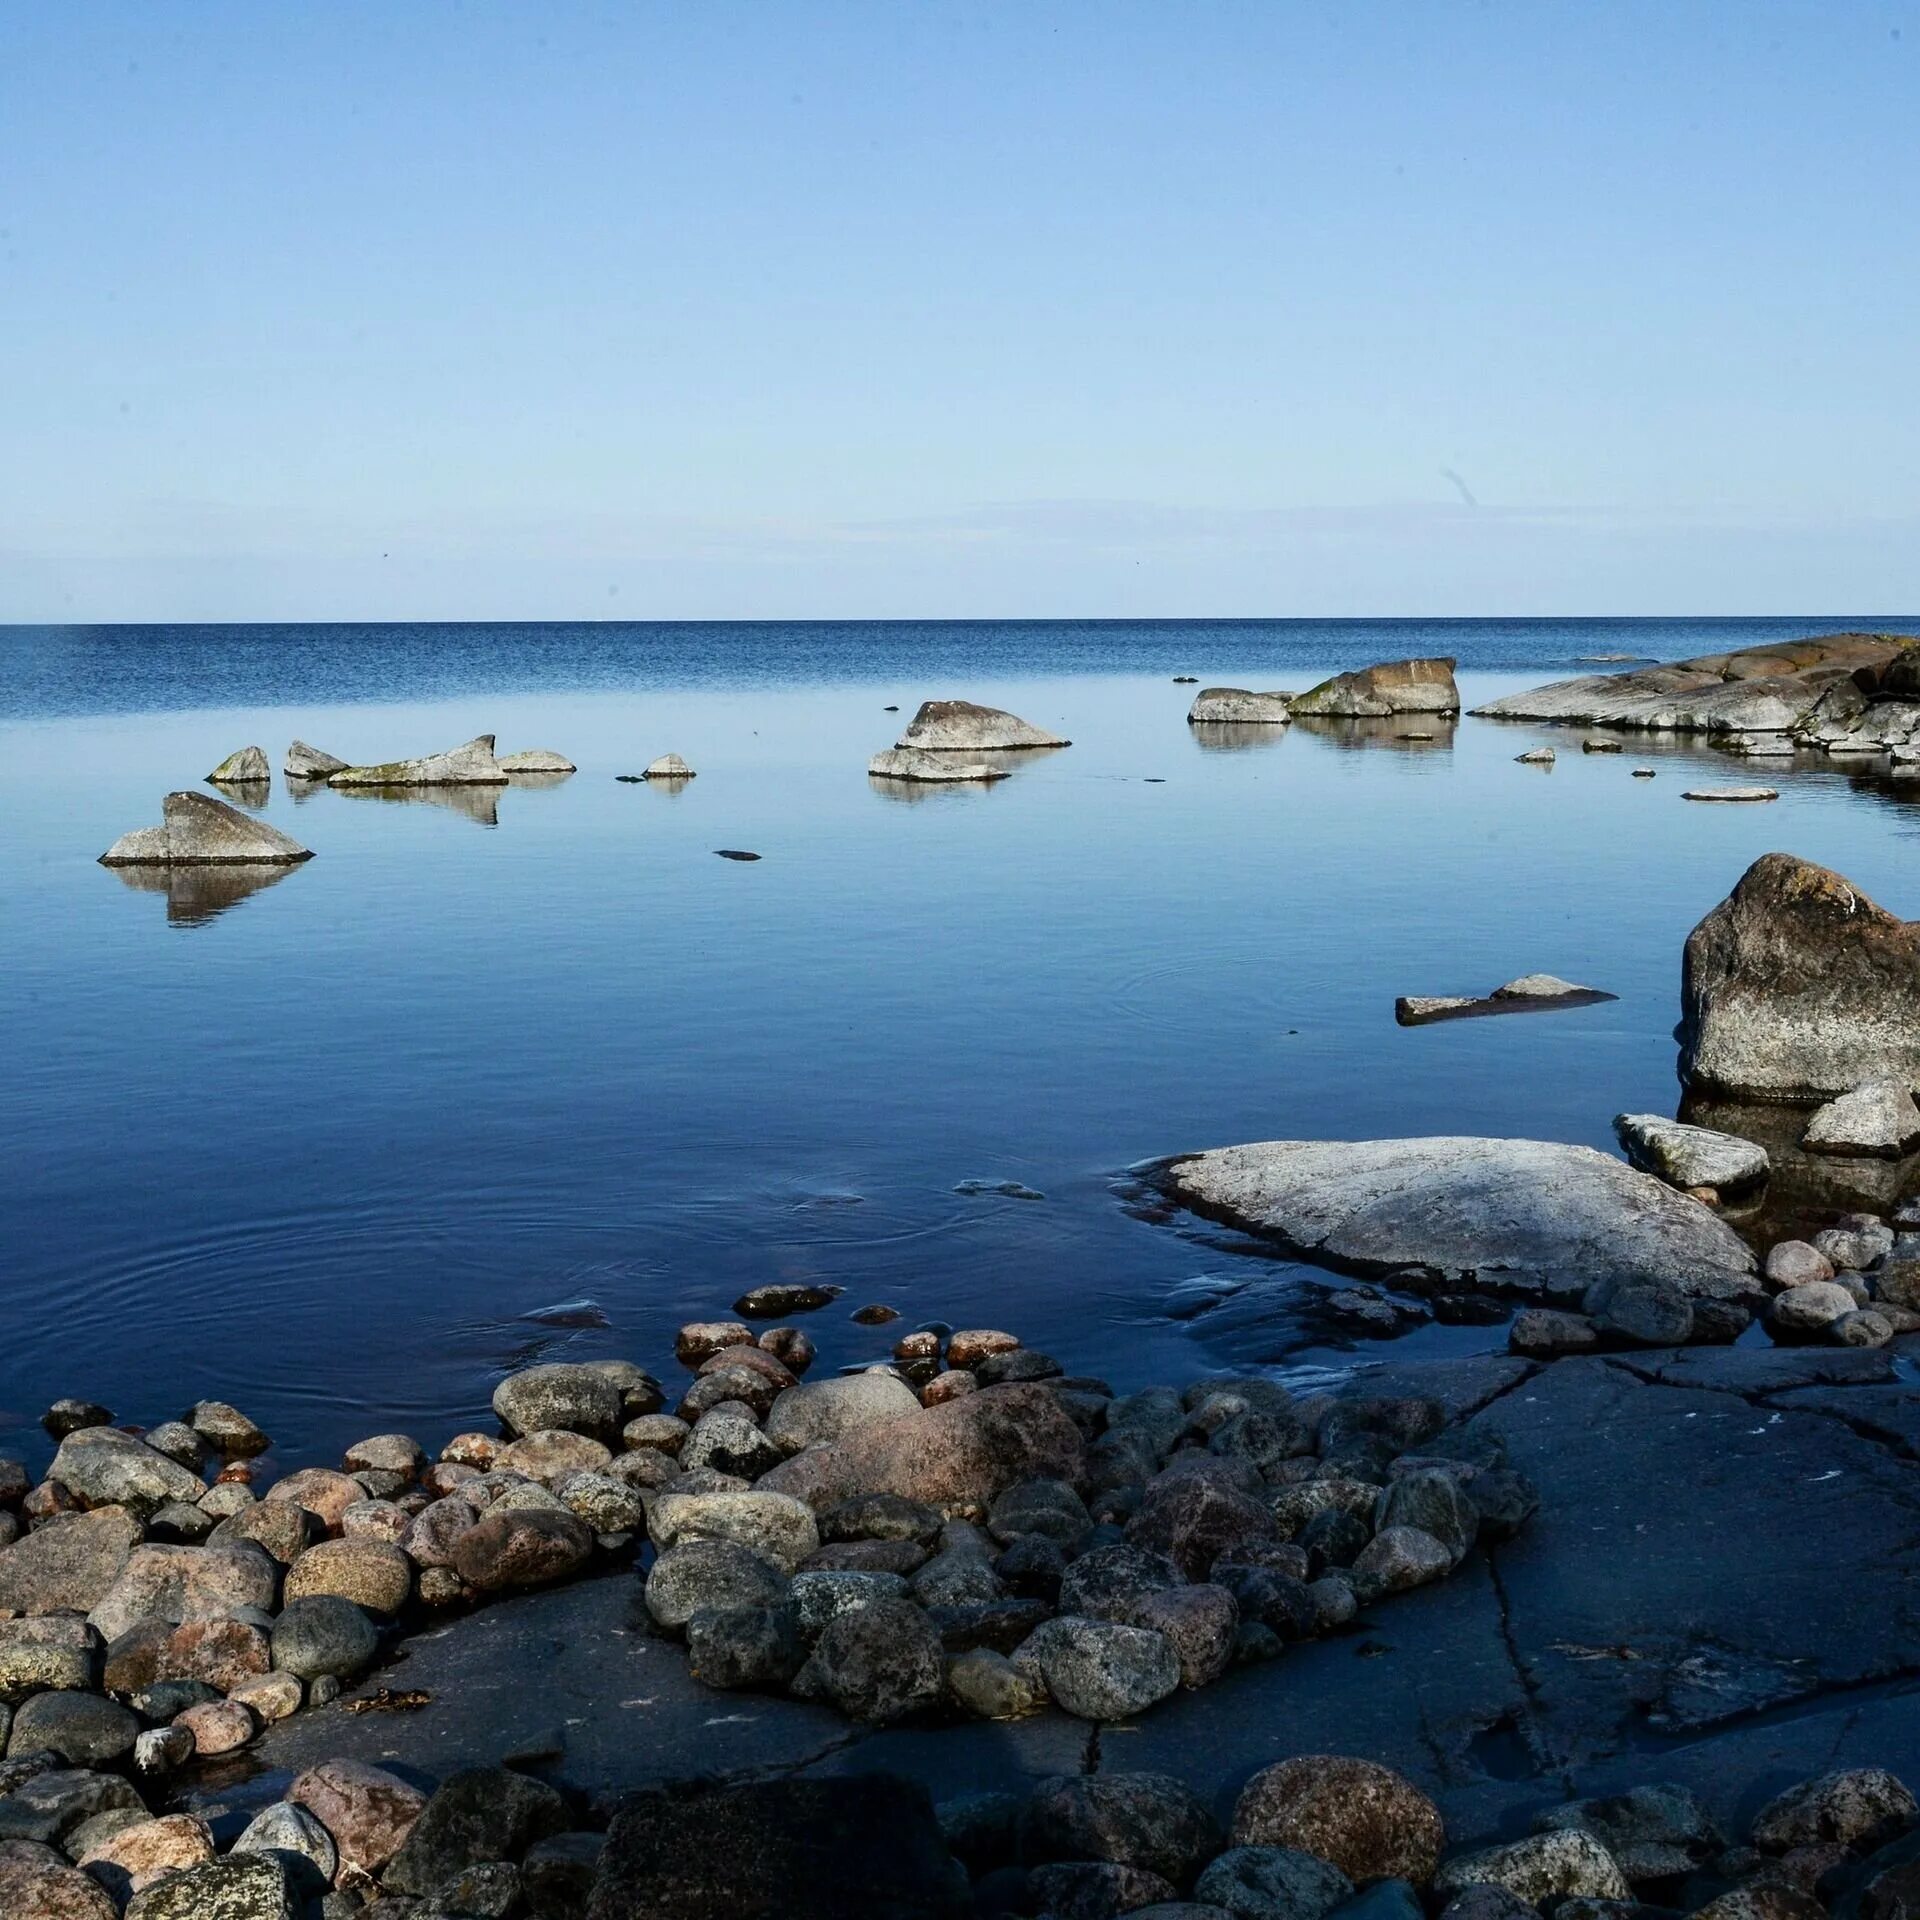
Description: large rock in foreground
1159,1136,1759,1303
757,1384,1085,1511
1681,854,1920,1103
895,700,1068,751
1471,633,1911,737
327,736,509,787
100,792,313,867
1288,659,1459,719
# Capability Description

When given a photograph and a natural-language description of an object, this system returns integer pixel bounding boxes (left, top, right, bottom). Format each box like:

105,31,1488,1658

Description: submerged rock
895,699,1068,751
1681,854,1920,1103
1397,976,1614,1026
1803,1081,1920,1158
1159,1136,1760,1303
868,748,1010,783
498,749,576,773
100,792,313,867
1683,786,1778,803
1614,1114,1770,1195
208,746,270,785
1289,659,1460,719
327,735,508,786
1187,688,1295,724
283,741,348,779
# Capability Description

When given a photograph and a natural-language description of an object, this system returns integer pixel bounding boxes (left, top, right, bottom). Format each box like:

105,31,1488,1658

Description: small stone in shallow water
735,1282,842,1317
850,1303,900,1325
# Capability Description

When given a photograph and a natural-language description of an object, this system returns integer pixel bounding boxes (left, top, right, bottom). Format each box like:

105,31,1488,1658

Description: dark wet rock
523,1831,605,1918
685,1601,805,1689
1011,1614,1180,1721
0,1768,144,1845
1374,1470,1478,1563
1752,1771,1918,1853
819,1492,945,1546
895,699,1068,751
448,1508,592,1592
926,1597,1052,1655
1059,1542,1186,1619
790,1597,944,1723
1127,1466,1274,1579
1231,1758,1446,1886
1024,1859,1181,1917
42,1400,114,1439
1194,1845,1355,1920
1436,1888,1541,1920
100,790,314,867
734,1283,843,1317
1161,1137,1759,1304
585,1774,965,1919
988,1478,1091,1548
1330,1880,1427,1920
1681,855,1920,1103
1464,1468,1540,1542
1115,1584,1240,1689
1290,658,1460,718
1584,1274,1696,1347
973,1348,1063,1386
382,1765,569,1895
803,1538,930,1576
492,1364,624,1442
1021,1770,1224,1883
790,1568,910,1639
1510,1309,1600,1356
758,1383,1084,1511
6,1691,139,1766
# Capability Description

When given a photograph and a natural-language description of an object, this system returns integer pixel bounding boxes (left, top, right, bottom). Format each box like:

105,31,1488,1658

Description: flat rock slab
221,1346,1920,1857
1397,987,1615,1027
868,748,1009,783
1157,1137,1760,1303
328,735,508,786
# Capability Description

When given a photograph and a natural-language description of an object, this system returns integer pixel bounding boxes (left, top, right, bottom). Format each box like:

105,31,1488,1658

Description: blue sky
2,1,1916,621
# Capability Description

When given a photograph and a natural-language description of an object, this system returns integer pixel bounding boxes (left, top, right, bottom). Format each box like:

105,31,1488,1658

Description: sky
2,1,1917,623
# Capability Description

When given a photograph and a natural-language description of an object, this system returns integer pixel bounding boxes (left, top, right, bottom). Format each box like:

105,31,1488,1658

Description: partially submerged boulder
327,735,508,787
207,746,269,785
1803,1081,1920,1158
895,700,1068,751
1614,1114,1770,1195
100,792,313,867
285,741,348,779
1288,659,1459,719
1681,854,1920,1103
1396,975,1614,1026
1159,1136,1760,1303
642,754,695,779
498,749,577,773
1187,688,1294,724
868,748,1010,784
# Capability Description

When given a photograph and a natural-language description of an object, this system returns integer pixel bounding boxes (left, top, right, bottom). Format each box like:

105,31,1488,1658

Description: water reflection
112,861,301,927
329,782,501,827
1187,722,1290,754
1290,715,1458,753
501,769,574,794
211,778,272,812
867,774,1001,805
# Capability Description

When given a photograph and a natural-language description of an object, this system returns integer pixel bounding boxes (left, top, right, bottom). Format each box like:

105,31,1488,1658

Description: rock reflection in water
1186,721,1290,754
213,778,272,813
502,769,574,793
866,745,1050,801
330,782,501,827
112,861,301,927
1290,715,1458,753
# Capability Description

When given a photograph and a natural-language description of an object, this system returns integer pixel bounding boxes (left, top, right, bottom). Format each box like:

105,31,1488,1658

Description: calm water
4,618,1917,1469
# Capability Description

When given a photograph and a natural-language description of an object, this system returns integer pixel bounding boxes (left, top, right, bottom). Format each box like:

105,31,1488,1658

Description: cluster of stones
1508,1206,1920,1359
0,1750,603,1918
633,1320,1539,1726
931,1756,1920,1920
0,1359,669,1783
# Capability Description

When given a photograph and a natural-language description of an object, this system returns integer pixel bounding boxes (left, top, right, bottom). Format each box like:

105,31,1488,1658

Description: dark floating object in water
1582,738,1625,753
1143,777,1167,783
883,705,899,711
735,1283,844,1318
715,849,762,861
1633,768,1657,778
1173,675,1198,683
954,1178,1047,1201
615,773,645,783
850,1302,899,1325
519,1298,612,1328
1396,974,1618,1027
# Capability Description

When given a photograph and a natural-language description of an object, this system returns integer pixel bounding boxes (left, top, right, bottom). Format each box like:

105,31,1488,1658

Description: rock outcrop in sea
1472,632,1920,750
642,754,695,780
895,700,1069,751
205,746,269,785
1680,853,1920,1103
1288,659,1460,719
326,736,509,787
868,748,1010,783
1186,687,1295,724
284,741,349,779
98,792,314,868
1396,975,1614,1026
498,749,576,773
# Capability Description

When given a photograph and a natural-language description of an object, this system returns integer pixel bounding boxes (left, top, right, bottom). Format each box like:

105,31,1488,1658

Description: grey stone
646,1490,819,1572
6,1690,138,1766
1751,1769,1919,1852
232,1799,339,1890
100,790,313,867
1805,1083,1920,1158
88,1543,279,1641
209,745,271,784
1025,1860,1180,1917
1583,1274,1696,1347
284,741,348,778
678,1409,785,1479
491,1364,623,1442
1432,1831,1631,1904
765,1371,924,1451
1195,1845,1355,1920
383,1765,568,1895
270,1595,379,1681
1614,1114,1770,1193
1021,1770,1223,1882
1160,1136,1760,1304
645,1539,789,1632
1188,688,1295,724
789,1569,910,1640
868,747,1010,782
1290,658,1460,718
895,699,1068,750
1536,1783,1722,1882
327,734,508,785
49,1429,204,1519
789,1597,944,1723
1011,1614,1180,1721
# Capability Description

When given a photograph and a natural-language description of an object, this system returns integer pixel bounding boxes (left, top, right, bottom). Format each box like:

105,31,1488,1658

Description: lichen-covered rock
263,1468,363,1535
448,1508,592,1593
1231,1757,1446,1886
381,1766,569,1896
1011,1615,1180,1721
868,748,1010,783
284,741,348,779
1535,1784,1722,1883
284,1538,412,1614
686,1602,805,1690
327,735,508,786
645,1540,789,1633
1614,1115,1770,1194
491,1364,624,1442
0,1617,97,1702
0,1839,119,1920
269,1595,379,1681
647,1490,819,1572
789,1597,945,1723
49,1429,204,1519
1803,1082,1920,1158
208,746,270,785
87,1543,278,1642
1433,1832,1632,1905
1290,658,1459,718
765,1372,924,1450
1751,1769,1919,1853
1188,688,1295,724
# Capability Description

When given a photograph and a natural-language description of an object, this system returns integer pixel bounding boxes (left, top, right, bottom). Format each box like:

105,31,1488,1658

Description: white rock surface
1162,1136,1760,1302
868,748,1009,783
643,755,695,779
1681,786,1778,803
327,736,508,786
498,749,576,773
1186,688,1294,724
896,700,1068,751
1493,974,1596,999
1516,748,1556,765
1614,1114,1771,1193
1803,1081,1920,1158
100,792,313,867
